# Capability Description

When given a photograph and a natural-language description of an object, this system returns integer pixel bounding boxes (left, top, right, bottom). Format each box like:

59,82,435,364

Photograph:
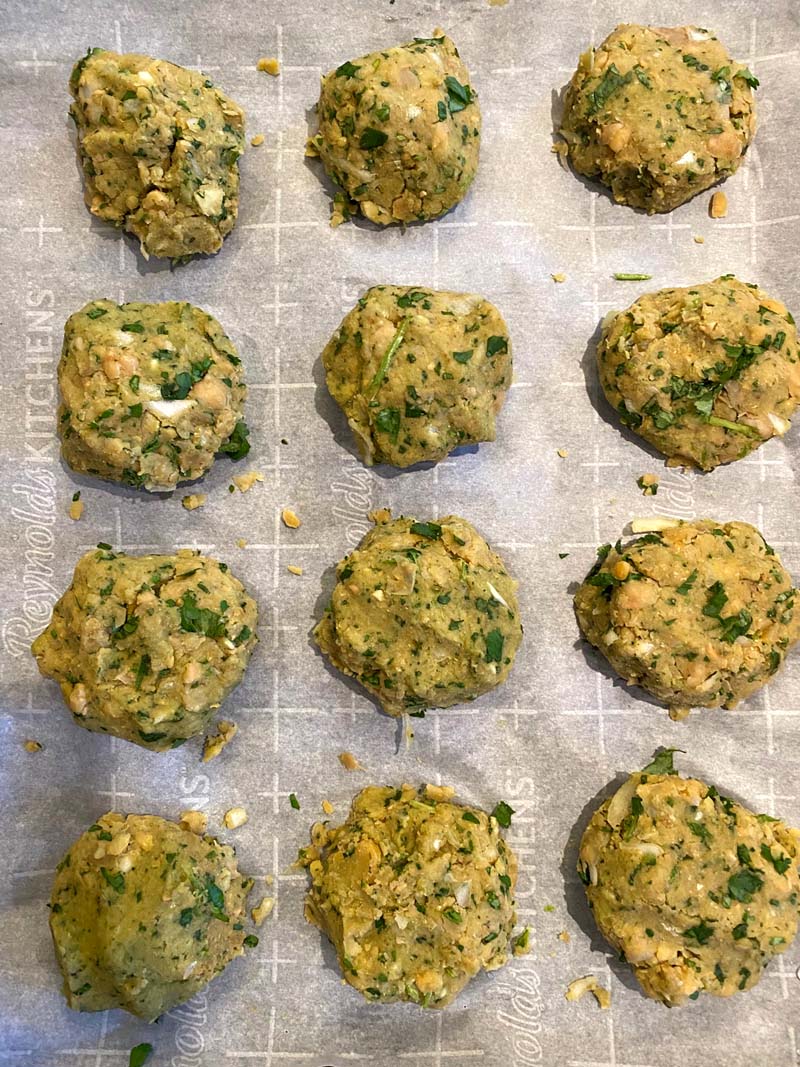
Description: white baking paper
1,1,799,1064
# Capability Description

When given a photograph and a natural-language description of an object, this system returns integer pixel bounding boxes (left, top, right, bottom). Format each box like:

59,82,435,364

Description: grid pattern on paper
1,2,799,1065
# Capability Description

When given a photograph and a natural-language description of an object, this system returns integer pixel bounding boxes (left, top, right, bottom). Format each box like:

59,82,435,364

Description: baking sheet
1,1,799,1064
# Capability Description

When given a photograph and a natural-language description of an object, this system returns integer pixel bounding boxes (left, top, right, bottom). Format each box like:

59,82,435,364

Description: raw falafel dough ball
299,783,523,1007
314,512,522,716
574,519,800,719
309,34,480,225
50,812,255,1020
69,48,245,258
31,547,258,750
560,24,757,213
58,300,248,492
322,286,511,467
579,753,800,1006
598,277,800,471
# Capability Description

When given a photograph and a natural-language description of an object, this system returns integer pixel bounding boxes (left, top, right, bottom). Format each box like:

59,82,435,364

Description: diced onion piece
630,516,681,533
147,398,194,420
768,412,791,435
487,581,509,608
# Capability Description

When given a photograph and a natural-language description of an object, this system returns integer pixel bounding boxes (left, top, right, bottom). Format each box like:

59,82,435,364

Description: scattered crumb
321,799,334,815
489,0,508,6
637,473,659,496
282,508,301,529
558,552,569,559
289,792,300,810
368,507,392,524
264,874,274,886
710,190,728,218
232,471,264,494
565,975,611,1009
694,235,705,244
551,273,567,283
558,930,571,943
69,495,84,521
287,564,303,576
338,751,363,771
202,720,238,762
223,806,248,830
512,927,531,956
257,57,281,76
543,904,556,913
424,783,456,802
250,134,265,147
236,538,247,548
182,493,207,511
23,739,43,753
179,809,208,834
557,448,568,458
252,896,275,925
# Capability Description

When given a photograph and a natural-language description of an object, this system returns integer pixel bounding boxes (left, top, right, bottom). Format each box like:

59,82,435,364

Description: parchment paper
2,1,799,1064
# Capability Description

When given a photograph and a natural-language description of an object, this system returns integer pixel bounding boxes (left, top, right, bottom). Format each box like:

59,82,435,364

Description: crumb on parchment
321,799,334,815
236,538,247,549
557,448,568,458
252,897,275,925
202,720,238,762
257,57,281,75
282,508,301,528
223,806,248,829
24,739,43,752
182,493,207,511
287,564,303,575
69,494,84,520
710,190,728,218
637,473,659,496
558,929,571,943
251,134,265,147
551,273,567,283
694,235,705,244
232,471,264,493
338,751,364,771
179,809,208,834
565,974,611,1009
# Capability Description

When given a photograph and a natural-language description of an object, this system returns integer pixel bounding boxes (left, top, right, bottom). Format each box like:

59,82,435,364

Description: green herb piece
179,592,226,638
205,874,228,921
614,272,652,281
703,581,729,618
676,570,698,595
485,628,504,663
101,867,125,893
289,793,300,810
444,75,473,113
718,609,752,643
243,933,259,947
360,127,388,149
587,64,633,113
121,322,145,333
366,316,410,397
233,625,252,647
706,414,759,438
491,800,514,828
486,336,508,357
374,407,401,441
335,61,360,78
437,100,448,122
179,907,194,926
443,907,463,923
737,67,759,88
129,374,140,393
684,919,714,944
410,521,442,540
87,306,108,319
219,420,251,460
129,1045,154,1067
727,867,763,903
453,350,473,364
134,654,151,690
760,843,791,875
621,795,645,841
128,402,143,417
462,811,480,824
640,748,683,776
